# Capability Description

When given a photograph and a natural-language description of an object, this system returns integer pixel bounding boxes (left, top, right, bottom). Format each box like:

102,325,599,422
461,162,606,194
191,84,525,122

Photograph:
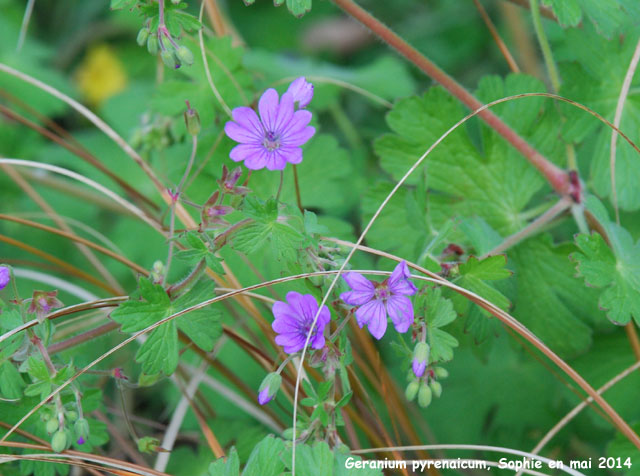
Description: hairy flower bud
46,419,59,434
433,367,449,379
429,380,442,399
411,342,430,378
161,49,178,69
405,380,419,402
147,35,159,55
137,27,149,47
257,372,282,405
74,418,90,443
417,382,432,408
176,45,194,66
51,430,68,453
0,265,10,290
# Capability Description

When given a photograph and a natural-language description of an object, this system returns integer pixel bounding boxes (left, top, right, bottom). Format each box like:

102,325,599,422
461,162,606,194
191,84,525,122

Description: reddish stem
331,0,570,196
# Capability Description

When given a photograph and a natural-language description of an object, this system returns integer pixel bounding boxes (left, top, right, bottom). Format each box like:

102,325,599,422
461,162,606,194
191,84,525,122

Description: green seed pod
405,380,419,402
74,418,90,440
175,45,194,66
161,49,178,69
65,410,78,422
417,382,432,408
430,380,442,398
51,430,67,453
433,367,449,379
137,28,149,47
46,418,59,434
147,35,159,55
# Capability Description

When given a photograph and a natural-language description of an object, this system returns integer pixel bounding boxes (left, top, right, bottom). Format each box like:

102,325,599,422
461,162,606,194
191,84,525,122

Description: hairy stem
331,0,570,196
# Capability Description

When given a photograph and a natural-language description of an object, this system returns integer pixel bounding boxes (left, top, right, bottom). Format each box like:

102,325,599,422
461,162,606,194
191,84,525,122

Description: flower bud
147,35,159,55
257,372,282,405
286,77,314,108
65,411,78,422
51,430,67,453
74,418,90,442
150,261,165,284
137,28,149,47
0,265,10,290
175,45,194,66
411,342,430,378
434,367,449,379
183,102,201,136
417,382,432,408
430,380,442,398
46,418,59,434
405,380,419,402
161,49,178,69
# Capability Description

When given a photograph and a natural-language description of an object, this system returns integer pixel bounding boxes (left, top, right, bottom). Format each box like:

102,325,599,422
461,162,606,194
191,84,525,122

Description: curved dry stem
0,214,148,275
0,450,169,476
610,37,640,225
290,90,640,473
530,360,640,458
0,269,496,445
0,159,161,232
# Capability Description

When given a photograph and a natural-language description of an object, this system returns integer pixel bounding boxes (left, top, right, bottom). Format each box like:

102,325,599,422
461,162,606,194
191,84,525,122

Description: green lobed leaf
375,75,550,237
572,230,640,326
542,0,633,38
135,321,179,376
510,235,602,357
209,447,240,476
242,435,286,476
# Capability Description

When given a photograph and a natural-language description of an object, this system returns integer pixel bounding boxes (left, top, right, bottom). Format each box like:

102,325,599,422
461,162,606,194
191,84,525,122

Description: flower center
375,286,390,301
263,131,281,151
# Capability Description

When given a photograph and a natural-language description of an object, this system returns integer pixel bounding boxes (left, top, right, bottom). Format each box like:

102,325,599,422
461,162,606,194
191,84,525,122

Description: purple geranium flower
224,80,315,171
287,77,314,108
340,261,417,340
0,266,10,291
272,291,330,354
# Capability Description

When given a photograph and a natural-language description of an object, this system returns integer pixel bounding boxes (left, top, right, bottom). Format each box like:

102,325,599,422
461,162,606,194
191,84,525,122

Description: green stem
276,170,284,201
530,0,561,93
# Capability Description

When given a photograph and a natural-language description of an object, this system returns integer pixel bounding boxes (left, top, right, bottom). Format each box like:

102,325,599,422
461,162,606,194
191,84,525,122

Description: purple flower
0,266,10,291
77,437,85,445
340,261,417,340
272,291,330,354
224,84,315,171
287,77,314,108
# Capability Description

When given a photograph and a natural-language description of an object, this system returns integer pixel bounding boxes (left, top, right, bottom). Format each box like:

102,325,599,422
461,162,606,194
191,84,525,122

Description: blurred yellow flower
75,44,127,106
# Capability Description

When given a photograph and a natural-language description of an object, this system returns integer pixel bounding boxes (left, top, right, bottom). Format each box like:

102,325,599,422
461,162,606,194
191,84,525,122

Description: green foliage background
1,0,640,475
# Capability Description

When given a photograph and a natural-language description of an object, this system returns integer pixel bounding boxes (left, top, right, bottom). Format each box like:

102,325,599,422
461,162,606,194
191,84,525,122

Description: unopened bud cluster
42,405,90,452
137,23,194,70
405,336,448,408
